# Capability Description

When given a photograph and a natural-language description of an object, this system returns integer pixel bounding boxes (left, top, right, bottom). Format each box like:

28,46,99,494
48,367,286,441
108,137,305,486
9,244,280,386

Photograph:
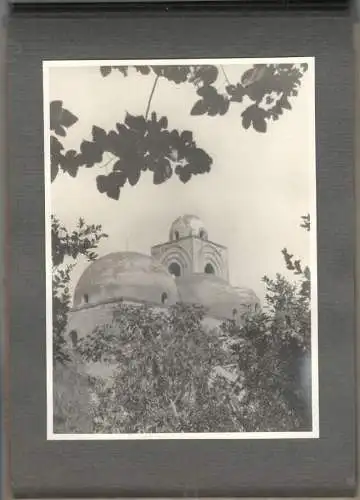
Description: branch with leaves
52,215,108,266
50,62,308,199
52,216,108,364
281,214,311,300
51,106,212,200
99,63,309,132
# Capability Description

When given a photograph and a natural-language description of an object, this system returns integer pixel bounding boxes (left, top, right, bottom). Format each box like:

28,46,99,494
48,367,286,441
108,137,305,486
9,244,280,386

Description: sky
47,60,315,303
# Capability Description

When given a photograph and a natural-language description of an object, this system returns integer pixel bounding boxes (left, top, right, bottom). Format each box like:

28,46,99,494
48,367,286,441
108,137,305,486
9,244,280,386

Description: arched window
204,263,215,275
69,330,78,348
168,262,181,277
199,230,208,240
83,293,89,304
174,230,180,241
161,292,168,304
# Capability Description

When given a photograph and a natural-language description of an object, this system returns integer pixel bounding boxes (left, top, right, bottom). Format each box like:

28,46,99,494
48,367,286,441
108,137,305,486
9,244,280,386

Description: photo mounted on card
44,58,317,440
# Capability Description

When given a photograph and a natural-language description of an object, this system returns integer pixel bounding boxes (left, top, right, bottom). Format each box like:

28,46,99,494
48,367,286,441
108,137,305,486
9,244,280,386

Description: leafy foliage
219,215,312,431
52,216,108,364
50,110,212,199
92,112,212,199
50,101,80,182
99,64,219,86
50,100,78,137
53,264,73,364
51,215,108,267
300,213,311,232
233,63,308,133
221,311,309,432
281,214,311,300
76,303,245,433
50,62,308,196
99,63,308,133
70,215,312,434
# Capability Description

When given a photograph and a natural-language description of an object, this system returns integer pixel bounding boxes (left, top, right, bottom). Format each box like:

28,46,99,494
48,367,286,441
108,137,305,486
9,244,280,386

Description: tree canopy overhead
50,62,309,200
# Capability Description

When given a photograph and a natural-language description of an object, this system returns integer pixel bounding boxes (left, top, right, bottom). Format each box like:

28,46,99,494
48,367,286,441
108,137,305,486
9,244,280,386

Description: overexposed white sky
47,60,315,302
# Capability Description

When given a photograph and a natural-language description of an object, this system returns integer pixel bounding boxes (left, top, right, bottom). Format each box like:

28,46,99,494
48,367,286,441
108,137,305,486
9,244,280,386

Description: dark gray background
7,12,356,498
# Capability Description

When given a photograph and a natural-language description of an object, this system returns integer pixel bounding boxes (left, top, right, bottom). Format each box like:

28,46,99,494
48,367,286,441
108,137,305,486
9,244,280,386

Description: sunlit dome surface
73,251,179,308
169,214,208,241
176,273,260,320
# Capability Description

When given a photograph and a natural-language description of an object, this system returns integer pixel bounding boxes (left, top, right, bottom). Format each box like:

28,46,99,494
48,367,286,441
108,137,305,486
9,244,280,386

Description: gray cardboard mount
7,10,356,498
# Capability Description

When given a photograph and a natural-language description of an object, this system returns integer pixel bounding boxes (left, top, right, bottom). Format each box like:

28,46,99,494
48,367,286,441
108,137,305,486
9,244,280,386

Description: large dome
176,274,260,320
169,214,208,241
73,251,179,308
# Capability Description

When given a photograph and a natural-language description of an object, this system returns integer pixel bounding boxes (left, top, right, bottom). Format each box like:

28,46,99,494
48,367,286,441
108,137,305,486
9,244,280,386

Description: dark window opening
169,262,181,277
204,263,215,274
174,230,180,241
83,293,89,304
161,292,168,304
199,230,207,240
232,308,238,316
69,330,78,348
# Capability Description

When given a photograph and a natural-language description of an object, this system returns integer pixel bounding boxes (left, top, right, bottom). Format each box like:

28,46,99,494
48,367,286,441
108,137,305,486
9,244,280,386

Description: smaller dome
176,274,260,320
73,251,179,308
169,214,208,241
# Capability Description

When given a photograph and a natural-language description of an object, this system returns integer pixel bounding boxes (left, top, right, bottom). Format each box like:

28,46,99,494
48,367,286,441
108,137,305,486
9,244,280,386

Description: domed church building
66,215,260,340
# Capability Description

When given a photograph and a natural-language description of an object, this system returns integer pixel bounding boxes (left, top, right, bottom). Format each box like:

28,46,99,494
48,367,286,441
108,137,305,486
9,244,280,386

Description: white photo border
43,57,318,441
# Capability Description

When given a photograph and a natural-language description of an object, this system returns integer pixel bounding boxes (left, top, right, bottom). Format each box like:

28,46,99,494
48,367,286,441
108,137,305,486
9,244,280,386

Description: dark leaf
100,66,112,77
127,166,141,186
96,175,108,193
124,113,146,133
61,109,78,128
207,105,218,117
242,113,251,130
281,98,292,110
161,66,190,84
92,125,107,142
191,99,208,116
253,116,267,133
178,168,192,183
197,85,218,99
96,174,122,200
54,126,66,137
115,66,128,77
226,83,245,103
241,65,266,87
80,140,104,167
51,162,59,182
180,130,193,144
159,116,168,129
153,159,172,185
218,98,230,116
107,183,121,200
62,150,81,178
51,135,64,155
195,66,218,85
135,66,151,75
50,100,63,132
50,100,78,136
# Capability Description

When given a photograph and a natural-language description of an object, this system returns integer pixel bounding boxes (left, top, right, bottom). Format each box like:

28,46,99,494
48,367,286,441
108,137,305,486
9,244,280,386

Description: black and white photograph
44,58,318,439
